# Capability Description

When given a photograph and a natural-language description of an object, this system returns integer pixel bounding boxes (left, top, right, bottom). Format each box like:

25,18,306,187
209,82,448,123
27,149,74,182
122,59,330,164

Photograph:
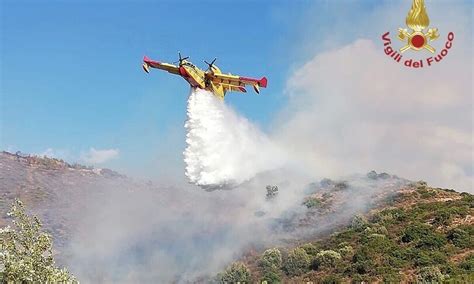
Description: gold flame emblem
398,0,439,53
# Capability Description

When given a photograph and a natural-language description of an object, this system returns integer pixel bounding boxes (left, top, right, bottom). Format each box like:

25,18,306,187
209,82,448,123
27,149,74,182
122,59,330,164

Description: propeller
204,58,217,70
174,52,189,65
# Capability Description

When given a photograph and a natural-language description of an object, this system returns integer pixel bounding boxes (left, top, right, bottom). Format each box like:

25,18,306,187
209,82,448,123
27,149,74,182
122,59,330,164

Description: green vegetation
283,248,310,277
416,266,446,282
303,193,333,210
314,250,341,268
218,185,474,283
266,185,279,200
0,199,76,282
303,197,322,209
259,248,282,283
218,262,251,283
350,214,368,232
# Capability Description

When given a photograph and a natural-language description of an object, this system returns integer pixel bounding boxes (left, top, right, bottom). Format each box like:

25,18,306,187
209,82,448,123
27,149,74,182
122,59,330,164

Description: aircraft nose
179,66,188,77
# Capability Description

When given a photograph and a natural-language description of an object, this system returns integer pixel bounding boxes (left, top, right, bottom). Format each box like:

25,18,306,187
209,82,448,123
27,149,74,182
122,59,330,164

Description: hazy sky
1,0,472,189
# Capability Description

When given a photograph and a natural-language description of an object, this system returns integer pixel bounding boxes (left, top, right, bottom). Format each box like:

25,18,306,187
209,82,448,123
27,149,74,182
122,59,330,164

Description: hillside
218,182,474,283
1,151,472,282
0,151,150,248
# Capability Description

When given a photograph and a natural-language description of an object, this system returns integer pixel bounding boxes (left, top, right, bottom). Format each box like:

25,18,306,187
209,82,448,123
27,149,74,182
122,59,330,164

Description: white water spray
184,88,285,187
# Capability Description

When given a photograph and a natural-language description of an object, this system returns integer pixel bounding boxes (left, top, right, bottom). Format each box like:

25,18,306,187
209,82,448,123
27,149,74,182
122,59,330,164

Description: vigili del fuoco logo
381,0,454,68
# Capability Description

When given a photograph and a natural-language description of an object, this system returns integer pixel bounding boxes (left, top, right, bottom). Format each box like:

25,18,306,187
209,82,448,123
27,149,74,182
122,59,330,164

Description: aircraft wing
142,56,180,75
209,73,267,94
222,84,247,93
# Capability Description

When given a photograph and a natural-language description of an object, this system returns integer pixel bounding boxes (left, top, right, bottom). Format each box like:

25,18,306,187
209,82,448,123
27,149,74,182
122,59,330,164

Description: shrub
321,274,343,283
338,245,354,258
351,215,368,232
320,178,334,188
0,199,77,283
458,253,474,272
351,247,375,274
460,193,473,204
367,170,378,180
219,262,251,283
351,273,371,283
378,172,391,179
283,248,310,277
386,255,408,268
382,272,402,282
371,212,390,224
260,270,280,283
266,185,279,200
417,188,436,199
352,261,374,275
414,250,447,267
364,224,388,235
300,243,318,257
412,180,428,190
416,266,445,282
334,181,348,191
447,228,472,249
303,197,322,209
261,248,282,269
433,207,459,226
314,250,342,268
402,223,430,243
417,233,446,249
401,223,446,249
361,233,394,255
260,248,282,283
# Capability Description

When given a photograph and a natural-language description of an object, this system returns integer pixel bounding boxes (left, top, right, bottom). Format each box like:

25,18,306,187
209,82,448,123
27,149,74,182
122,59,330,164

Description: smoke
272,0,473,193
54,167,407,283
58,169,311,283
184,88,286,188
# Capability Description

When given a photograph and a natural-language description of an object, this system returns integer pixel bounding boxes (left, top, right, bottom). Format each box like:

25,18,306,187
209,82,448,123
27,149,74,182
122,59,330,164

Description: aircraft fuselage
179,62,225,98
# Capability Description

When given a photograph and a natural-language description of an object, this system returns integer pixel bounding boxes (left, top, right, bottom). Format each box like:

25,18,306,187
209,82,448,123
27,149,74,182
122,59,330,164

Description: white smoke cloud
81,147,120,164
275,36,472,192
184,88,286,187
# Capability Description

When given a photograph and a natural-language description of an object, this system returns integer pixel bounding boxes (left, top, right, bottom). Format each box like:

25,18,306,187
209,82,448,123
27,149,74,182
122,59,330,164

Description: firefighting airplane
142,53,267,99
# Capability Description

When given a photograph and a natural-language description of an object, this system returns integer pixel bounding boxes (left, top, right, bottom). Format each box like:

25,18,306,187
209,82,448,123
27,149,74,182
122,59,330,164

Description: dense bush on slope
259,248,283,283
0,200,76,282
217,262,251,283
219,183,474,283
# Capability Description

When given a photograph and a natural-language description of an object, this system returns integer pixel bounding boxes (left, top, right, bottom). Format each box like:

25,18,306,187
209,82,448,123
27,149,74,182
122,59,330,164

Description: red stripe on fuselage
179,66,201,88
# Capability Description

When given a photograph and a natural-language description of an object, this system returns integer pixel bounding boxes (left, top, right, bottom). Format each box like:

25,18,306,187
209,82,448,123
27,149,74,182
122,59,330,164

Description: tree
300,243,319,257
338,244,354,258
447,228,472,249
351,215,368,232
266,185,279,200
0,199,77,283
283,248,310,277
260,248,282,283
416,266,445,282
219,262,251,283
314,250,341,269
302,198,322,209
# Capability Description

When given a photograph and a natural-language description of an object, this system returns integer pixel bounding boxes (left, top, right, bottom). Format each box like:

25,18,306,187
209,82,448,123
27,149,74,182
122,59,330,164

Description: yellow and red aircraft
142,53,267,99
